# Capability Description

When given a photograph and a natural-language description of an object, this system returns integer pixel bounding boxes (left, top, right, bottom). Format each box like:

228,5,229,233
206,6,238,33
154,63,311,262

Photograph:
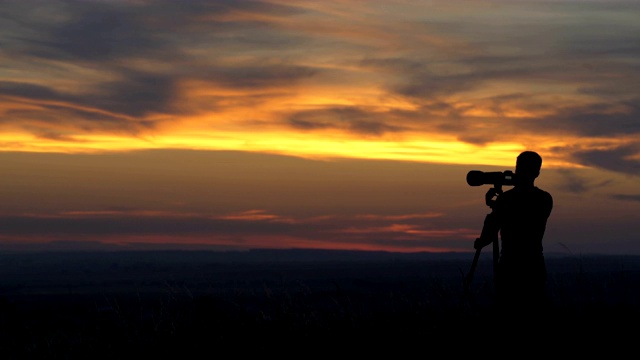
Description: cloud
0,78,168,132
33,131,85,142
201,64,318,89
572,144,640,176
0,208,471,252
217,209,294,222
554,168,614,194
95,70,180,117
0,210,295,236
0,0,320,137
355,213,443,221
1,0,303,62
0,81,65,101
288,107,407,136
544,101,640,138
354,50,640,148
359,56,484,100
34,3,161,61
610,194,640,202
0,0,639,173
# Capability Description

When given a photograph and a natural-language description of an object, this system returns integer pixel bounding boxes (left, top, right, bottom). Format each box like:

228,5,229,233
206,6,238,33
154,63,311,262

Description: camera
466,170,516,187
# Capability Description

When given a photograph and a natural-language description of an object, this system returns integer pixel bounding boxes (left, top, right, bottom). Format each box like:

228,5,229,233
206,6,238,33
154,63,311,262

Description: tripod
461,185,502,305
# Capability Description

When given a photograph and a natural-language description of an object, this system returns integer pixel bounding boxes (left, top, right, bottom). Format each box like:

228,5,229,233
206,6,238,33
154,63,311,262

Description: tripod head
485,186,503,208
466,170,515,208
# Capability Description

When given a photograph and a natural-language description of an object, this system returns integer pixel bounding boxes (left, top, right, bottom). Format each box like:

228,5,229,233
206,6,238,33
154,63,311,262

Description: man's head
515,151,542,184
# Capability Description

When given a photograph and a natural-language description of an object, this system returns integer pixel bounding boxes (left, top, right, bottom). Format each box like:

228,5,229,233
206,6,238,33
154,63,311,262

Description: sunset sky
1,0,639,255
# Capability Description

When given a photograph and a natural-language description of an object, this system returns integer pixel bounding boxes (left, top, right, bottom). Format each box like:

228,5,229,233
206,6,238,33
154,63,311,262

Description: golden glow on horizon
0,127,594,168
1,57,632,171
1,3,634,172
0,75,615,171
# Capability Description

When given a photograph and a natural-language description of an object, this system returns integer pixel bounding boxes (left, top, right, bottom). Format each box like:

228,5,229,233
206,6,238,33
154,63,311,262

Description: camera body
466,170,516,187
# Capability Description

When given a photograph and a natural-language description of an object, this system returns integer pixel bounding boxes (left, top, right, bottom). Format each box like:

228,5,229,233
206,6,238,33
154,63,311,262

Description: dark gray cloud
2,1,161,62
289,107,406,136
610,194,640,202
543,101,640,138
554,169,590,194
0,71,178,117
0,74,174,129
203,64,318,89
356,2,640,146
572,145,640,176
10,107,155,136
395,73,481,99
0,81,67,103
95,70,179,117
1,0,303,62
554,169,614,194
359,51,640,140
559,22,640,59
360,57,485,99
0,62,315,127
42,4,160,61
0,81,133,132
0,0,318,134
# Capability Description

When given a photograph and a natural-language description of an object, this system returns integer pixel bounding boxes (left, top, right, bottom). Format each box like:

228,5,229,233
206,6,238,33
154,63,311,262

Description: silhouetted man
474,151,553,313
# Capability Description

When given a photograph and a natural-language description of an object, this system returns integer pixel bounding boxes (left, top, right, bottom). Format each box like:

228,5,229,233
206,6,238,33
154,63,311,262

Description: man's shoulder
502,186,552,200
534,187,553,209
534,187,552,198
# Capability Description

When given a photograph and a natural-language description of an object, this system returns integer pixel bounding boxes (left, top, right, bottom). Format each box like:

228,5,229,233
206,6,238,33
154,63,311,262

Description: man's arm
474,212,500,250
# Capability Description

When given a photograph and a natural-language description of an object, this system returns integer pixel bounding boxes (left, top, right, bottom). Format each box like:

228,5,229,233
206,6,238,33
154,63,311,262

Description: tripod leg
465,246,481,287
461,245,482,306
493,238,499,283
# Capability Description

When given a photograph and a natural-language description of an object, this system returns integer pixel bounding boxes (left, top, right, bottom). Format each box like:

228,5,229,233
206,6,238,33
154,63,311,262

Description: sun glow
0,128,527,166
0,72,618,169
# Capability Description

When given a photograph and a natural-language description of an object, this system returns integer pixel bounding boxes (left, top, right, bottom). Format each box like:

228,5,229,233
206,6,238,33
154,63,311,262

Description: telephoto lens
466,170,516,186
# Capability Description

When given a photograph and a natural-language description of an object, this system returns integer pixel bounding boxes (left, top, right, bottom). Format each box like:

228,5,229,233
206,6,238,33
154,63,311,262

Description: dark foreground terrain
1,249,639,358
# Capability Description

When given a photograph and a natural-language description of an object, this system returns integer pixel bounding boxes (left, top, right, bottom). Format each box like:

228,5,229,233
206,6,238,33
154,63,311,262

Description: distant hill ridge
0,246,630,264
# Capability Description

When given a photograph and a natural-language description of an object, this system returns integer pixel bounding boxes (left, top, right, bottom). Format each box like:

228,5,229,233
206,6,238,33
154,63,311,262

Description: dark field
1,249,639,358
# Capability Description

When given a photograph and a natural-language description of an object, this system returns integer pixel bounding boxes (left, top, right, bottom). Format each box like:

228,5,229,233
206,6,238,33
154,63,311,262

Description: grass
1,251,639,357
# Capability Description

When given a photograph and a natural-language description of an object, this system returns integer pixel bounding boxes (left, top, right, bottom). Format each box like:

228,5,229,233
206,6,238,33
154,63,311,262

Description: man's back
493,183,553,309
496,185,553,258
